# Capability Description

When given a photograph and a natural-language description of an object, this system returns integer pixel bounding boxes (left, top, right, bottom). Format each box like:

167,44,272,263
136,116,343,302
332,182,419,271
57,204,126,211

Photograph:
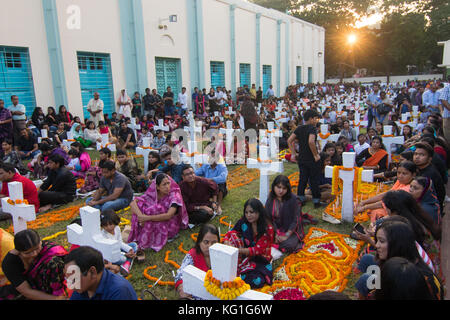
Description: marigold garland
143,265,175,286
318,132,331,140
42,230,67,241
178,242,188,254
226,167,260,190
6,199,29,205
204,270,250,300
219,216,234,229
164,250,181,269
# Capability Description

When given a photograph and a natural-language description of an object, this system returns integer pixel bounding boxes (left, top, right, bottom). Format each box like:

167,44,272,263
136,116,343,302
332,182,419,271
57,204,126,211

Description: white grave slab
382,125,404,164
1,182,36,234
63,132,76,150
324,152,373,223
353,111,368,137
96,134,117,152
154,119,169,132
182,243,272,300
67,206,121,263
136,137,153,174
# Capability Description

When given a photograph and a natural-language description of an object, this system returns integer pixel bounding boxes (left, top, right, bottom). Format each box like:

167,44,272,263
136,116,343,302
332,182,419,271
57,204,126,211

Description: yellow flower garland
204,270,250,300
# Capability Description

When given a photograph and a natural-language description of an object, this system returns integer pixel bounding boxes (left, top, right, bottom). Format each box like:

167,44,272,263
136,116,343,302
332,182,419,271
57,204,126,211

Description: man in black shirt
14,128,39,160
413,142,445,211
117,121,136,150
163,86,175,117
38,153,77,213
142,88,152,117
288,109,323,208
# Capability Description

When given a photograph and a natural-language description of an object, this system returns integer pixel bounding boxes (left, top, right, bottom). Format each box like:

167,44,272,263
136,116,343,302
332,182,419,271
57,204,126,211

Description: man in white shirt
8,95,27,143
216,86,226,110
178,87,188,115
87,92,104,125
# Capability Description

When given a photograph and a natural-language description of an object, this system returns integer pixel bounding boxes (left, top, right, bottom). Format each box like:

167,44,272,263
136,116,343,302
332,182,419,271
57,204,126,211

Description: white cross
1,182,36,234
382,125,404,164
214,111,224,122
274,111,288,125
261,122,282,159
247,145,283,204
395,113,417,134
67,206,122,263
411,105,420,126
183,117,202,155
154,119,169,132
96,134,117,152
127,117,141,141
317,124,340,150
63,131,76,150
136,137,154,174
324,152,373,223
220,121,235,161
182,243,272,300
352,111,368,137
225,107,235,117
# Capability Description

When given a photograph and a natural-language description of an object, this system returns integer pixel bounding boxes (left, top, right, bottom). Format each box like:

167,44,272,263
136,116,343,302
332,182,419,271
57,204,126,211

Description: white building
438,40,450,78
0,0,325,120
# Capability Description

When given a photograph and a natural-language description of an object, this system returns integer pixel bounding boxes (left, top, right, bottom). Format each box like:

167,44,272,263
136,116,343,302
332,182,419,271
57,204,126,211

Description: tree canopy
250,0,449,78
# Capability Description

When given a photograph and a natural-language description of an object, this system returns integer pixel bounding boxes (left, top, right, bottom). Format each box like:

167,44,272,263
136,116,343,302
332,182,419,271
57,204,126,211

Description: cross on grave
247,145,283,204
183,117,202,155
382,125,404,164
128,118,141,141
324,152,374,223
63,131,76,150
260,122,282,159
182,243,272,300
336,103,348,118
352,111,368,137
317,124,340,150
213,111,224,122
136,137,154,174
395,113,417,134
154,119,169,132
96,134,117,152
224,107,235,118
220,121,235,159
274,111,288,124
411,105,419,126
67,206,122,263
1,182,36,234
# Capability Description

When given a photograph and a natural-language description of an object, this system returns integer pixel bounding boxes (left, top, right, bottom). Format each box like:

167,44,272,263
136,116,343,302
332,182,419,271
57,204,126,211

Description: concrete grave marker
1,182,36,234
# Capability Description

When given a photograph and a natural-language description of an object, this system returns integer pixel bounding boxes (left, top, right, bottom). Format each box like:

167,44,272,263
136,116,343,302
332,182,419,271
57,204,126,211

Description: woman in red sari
223,198,274,289
174,224,220,300
0,229,68,300
356,136,389,175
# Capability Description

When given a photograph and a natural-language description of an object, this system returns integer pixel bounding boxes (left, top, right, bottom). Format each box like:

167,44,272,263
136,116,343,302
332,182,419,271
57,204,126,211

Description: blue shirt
159,163,184,184
439,85,450,118
195,163,228,185
366,91,382,108
422,90,440,109
70,269,137,300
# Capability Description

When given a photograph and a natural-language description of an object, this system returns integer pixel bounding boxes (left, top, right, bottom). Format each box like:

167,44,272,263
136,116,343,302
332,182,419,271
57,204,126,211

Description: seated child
100,209,137,276
78,147,111,194
67,149,80,172
115,149,146,193
137,126,153,147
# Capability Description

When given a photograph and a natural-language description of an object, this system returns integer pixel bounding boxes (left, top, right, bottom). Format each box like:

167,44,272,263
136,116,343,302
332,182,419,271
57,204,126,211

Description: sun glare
347,34,357,45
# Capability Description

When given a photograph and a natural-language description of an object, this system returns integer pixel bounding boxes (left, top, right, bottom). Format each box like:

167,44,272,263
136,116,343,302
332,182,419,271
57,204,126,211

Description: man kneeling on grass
37,154,77,213
86,160,134,212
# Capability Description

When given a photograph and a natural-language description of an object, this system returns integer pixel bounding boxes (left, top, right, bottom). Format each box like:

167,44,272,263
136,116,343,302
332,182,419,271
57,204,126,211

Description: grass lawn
0,151,362,300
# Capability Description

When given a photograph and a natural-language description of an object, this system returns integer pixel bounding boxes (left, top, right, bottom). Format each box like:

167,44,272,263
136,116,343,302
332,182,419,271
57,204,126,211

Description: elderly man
87,92,104,125
8,95,26,144
0,99,13,146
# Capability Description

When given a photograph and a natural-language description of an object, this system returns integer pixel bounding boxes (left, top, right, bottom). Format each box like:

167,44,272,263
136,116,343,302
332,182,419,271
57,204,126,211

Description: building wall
0,0,325,119
55,0,127,119
0,0,54,108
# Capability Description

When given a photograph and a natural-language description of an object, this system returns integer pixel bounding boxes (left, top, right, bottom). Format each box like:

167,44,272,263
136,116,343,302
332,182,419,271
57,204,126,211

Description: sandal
136,249,146,263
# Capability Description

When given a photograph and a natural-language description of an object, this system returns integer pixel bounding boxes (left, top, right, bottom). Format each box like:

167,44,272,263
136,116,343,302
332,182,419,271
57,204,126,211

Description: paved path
440,183,450,299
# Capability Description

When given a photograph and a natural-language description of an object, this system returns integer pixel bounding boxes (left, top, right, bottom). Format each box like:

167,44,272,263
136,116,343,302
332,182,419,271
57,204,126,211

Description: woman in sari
409,177,441,225
69,142,91,179
0,139,27,175
264,175,304,254
128,173,189,251
175,224,220,300
0,229,68,300
354,160,417,224
223,198,274,289
356,136,388,175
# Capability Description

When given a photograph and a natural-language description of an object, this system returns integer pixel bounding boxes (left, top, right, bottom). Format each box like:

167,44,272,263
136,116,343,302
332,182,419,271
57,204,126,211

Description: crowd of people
0,75,449,300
